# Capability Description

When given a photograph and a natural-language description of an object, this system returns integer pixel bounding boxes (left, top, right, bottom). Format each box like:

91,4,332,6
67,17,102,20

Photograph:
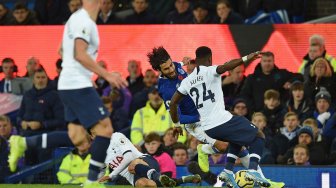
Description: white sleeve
177,79,189,95
208,66,220,77
71,19,92,43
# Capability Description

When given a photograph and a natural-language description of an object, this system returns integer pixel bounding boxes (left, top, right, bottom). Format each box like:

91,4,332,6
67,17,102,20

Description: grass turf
0,185,132,188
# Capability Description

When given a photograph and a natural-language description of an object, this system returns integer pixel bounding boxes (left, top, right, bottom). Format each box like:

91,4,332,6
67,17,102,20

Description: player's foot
160,174,176,187
245,170,271,187
213,176,224,187
8,135,27,172
182,174,202,184
197,144,210,172
218,170,239,188
187,161,217,185
83,181,106,188
267,179,285,188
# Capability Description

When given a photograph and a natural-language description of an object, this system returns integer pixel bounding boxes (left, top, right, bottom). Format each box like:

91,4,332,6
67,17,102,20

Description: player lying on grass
98,132,201,187
147,46,283,187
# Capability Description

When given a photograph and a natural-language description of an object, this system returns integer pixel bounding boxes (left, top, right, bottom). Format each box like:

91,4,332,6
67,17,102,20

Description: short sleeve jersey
105,133,143,180
58,8,99,90
177,66,233,130
158,62,200,124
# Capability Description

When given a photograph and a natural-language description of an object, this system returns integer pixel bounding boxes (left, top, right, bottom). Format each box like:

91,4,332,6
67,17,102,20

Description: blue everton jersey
158,62,200,124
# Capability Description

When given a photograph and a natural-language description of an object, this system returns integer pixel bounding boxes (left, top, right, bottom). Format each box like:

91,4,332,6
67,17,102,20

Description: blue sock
26,131,73,149
135,164,160,180
225,143,241,171
248,137,265,170
88,136,110,181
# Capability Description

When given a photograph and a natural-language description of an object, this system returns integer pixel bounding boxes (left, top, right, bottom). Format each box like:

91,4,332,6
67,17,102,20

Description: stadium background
1,24,336,188
1,24,336,79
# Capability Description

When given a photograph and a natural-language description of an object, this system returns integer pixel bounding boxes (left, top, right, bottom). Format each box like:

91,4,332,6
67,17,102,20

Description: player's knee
68,124,87,145
215,141,229,152
91,117,113,137
256,130,265,139
128,159,142,174
135,178,156,187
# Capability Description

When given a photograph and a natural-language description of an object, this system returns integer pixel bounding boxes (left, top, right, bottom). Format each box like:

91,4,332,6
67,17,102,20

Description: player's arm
74,39,127,88
169,91,186,137
216,51,262,75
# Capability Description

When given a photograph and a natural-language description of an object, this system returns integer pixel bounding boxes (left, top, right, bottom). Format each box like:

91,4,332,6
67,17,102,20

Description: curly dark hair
147,46,171,71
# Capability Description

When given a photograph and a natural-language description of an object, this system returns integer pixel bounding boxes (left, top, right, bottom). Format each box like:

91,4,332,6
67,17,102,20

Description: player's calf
135,178,157,187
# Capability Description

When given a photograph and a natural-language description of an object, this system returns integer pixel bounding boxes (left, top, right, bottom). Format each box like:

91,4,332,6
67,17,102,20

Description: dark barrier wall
0,24,335,79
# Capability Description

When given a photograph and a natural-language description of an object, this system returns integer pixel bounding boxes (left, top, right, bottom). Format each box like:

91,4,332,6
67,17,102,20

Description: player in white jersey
99,132,201,187
58,1,127,188
169,46,271,188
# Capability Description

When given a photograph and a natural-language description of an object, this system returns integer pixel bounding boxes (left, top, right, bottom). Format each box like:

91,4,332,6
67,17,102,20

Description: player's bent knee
68,124,87,146
135,178,157,187
91,117,113,137
129,159,149,174
215,141,229,152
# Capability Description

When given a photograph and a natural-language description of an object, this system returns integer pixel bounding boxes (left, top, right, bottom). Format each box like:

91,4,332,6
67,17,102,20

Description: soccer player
147,47,283,187
58,1,127,187
9,1,127,188
169,46,271,188
98,132,201,187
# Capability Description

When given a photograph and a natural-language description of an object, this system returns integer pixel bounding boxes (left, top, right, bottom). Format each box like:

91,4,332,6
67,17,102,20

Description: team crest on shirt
177,68,185,74
120,137,126,144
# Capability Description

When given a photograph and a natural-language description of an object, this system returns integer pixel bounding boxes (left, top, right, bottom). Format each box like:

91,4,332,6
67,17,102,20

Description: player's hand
28,121,42,130
173,127,183,139
98,175,111,183
182,57,192,66
105,72,128,89
246,51,262,62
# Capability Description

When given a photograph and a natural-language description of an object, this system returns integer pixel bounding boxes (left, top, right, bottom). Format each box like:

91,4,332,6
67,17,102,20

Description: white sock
240,155,250,169
257,165,265,179
224,169,234,174
201,144,216,154
240,154,265,179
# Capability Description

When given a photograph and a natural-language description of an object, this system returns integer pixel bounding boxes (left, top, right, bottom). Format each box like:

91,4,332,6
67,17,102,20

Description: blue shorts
133,155,160,185
58,87,109,129
205,115,258,146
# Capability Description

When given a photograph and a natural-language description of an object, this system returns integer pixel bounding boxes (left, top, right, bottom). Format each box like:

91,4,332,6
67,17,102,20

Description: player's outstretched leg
238,149,285,187
174,174,201,185
245,137,270,187
218,143,242,188
188,161,217,185
8,131,73,172
134,163,176,187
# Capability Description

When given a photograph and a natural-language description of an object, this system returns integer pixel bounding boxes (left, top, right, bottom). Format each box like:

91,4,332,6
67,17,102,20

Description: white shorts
185,122,216,146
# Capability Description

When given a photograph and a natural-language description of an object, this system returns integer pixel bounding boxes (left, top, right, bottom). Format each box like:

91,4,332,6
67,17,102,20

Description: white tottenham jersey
178,65,233,130
58,8,99,90
105,132,143,185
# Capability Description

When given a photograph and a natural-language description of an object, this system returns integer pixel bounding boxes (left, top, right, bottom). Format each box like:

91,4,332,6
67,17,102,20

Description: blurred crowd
0,0,308,26
0,25,336,185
